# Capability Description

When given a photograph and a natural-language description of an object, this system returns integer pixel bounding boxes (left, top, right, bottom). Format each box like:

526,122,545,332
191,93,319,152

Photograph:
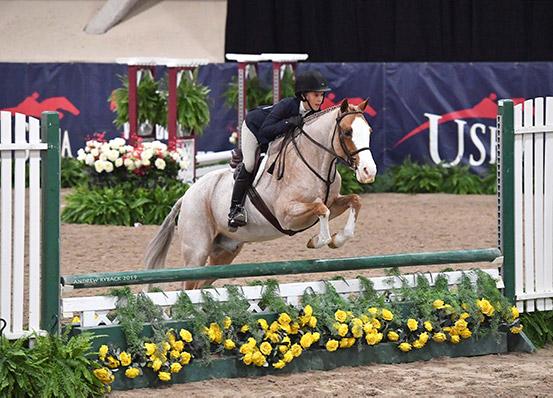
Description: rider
228,70,332,231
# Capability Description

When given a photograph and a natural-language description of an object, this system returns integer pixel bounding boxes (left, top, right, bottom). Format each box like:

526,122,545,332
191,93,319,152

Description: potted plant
108,73,165,136
160,69,212,138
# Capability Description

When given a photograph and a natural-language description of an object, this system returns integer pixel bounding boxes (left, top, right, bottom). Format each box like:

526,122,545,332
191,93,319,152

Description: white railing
0,112,48,339
62,268,500,328
512,98,553,312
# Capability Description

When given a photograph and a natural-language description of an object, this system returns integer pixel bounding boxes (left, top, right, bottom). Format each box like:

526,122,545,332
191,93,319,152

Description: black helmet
295,70,331,96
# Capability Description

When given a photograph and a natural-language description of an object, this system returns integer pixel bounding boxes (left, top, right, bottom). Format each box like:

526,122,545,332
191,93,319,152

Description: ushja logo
393,93,525,167
2,92,80,119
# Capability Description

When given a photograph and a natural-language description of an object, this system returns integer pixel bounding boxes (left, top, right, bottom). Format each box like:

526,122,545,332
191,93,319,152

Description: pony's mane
303,105,340,125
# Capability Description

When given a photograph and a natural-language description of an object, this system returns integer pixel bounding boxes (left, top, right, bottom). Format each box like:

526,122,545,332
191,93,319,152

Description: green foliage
0,329,105,397
338,156,498,195
520,311,553,348
61,182,188,226
61,157,89,188
108,73,165,130
222,69,296,111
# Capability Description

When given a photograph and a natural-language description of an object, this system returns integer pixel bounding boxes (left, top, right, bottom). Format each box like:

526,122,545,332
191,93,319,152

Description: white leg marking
329,207,357,248
308,209,332,249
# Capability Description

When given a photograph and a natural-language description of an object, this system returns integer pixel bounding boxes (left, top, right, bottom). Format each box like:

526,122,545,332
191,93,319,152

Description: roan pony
144,98,377,289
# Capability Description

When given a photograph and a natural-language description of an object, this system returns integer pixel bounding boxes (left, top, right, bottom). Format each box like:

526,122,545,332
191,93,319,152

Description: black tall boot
228,164,253,231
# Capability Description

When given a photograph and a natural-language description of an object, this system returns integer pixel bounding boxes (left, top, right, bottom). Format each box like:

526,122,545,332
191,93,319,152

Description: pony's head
336,98,377,183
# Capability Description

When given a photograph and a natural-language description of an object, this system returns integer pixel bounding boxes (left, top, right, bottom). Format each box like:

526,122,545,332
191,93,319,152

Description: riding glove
285,115,304,128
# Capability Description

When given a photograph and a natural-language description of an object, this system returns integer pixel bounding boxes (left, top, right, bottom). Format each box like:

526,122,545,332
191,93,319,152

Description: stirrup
228,206,247,231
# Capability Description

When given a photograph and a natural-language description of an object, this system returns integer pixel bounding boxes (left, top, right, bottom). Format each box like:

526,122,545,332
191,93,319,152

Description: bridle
269,109,372,204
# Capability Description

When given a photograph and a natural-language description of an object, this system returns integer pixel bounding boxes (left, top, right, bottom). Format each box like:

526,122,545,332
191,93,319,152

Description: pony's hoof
328,233,339,249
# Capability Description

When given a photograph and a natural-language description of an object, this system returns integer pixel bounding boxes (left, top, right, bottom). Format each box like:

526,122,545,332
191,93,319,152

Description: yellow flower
145,342,157,356
433,300,445,309
279,344,288,354
240,343,254,355
260,342,272,355
398,343,412,352
477,298,495,317
424,321,433,332
273,360,286,369
348,337,357,347
419,332,429,344
433,332,447,343
338,323,349,337
309,316,317,328
158,371,171,382
510,325,523,334
381,309,394,321
268,332,281,344
224,316,232,329
368,307,378,315
278,313,291,325
281,323,291,334
173,340,184,352
372,318,381,330
303,305,313,317
166,330,176,344
125,368,140,379
407,318,418,331
98,345,108,361
170,349,181,359
243,353,253,365
170,362,182,373
208,323,223,344
240,324,250,333
224,339,236,350
361,314,370,323
460,328,472,339
510,306,520,320
270,321,280,332
326,339,339,352
352,325,363,338
365,332,382,345
450,335,461,344
413,339,425,349
290,322,300,334
161,341,171,353
290,343,303,357
106,355,120,369
180,351,191,365
179,329,193,343
258,318,268,330
387,331,399,341
72,316,81,324
93,368,114,385
363,323,374,334
335,310,347,323
312,332,321,342
152,358,163,372
252,351,266,366
460,312,470,320
119,351,131,367
339,338,350,348
300,333,314,348
283,351,294,363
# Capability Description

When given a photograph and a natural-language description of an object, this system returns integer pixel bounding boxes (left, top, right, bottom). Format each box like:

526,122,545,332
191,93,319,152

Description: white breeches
240,121,258,173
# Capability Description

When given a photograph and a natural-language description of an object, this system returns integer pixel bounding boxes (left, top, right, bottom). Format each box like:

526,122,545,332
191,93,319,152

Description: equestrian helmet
295,70,331,96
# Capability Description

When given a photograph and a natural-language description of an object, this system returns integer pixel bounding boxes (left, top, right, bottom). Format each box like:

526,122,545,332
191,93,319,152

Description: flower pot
138,121,154,137
177,124,194,138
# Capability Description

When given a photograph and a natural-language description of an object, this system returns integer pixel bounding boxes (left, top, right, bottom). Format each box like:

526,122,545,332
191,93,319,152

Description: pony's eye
344,129,352,137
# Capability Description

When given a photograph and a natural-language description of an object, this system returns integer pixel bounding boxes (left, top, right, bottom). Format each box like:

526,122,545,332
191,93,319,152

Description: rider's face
303,91,325,111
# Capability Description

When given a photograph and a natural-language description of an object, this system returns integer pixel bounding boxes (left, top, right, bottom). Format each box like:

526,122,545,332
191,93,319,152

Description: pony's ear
357,97,370,111
340,98,349,113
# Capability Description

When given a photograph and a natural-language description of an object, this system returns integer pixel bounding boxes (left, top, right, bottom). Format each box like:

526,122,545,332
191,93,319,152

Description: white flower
99,153,107,161
94,160,105,173
76,148,86,162
134,160,143,169
101,143,110,154
124,158,135,170
155,158,166,170
104,161,114,173
85,154,95,166
142,159,151,167
93,140,103,148
108,149,120,162
141,149,153,161
115,158,123,168
179,159,189,170
90,148,99,157
110,137,126,149
229,132,238,145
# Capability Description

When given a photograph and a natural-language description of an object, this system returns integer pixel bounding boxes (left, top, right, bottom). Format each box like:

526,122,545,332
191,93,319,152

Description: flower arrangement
76,133,190,187
90,271,524,388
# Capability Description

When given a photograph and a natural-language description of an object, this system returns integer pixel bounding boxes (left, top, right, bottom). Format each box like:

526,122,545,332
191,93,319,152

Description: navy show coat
244,97,301,145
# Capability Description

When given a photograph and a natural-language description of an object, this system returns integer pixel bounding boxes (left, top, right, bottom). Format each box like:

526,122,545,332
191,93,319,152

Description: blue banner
1,61,553,174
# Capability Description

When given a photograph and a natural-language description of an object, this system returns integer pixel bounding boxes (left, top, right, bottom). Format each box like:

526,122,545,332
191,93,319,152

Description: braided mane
303,105,340,125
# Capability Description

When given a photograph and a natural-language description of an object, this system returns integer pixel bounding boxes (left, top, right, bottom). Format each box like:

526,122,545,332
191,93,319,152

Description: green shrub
520,310,553,348
61,157,89,188
61,182,188,226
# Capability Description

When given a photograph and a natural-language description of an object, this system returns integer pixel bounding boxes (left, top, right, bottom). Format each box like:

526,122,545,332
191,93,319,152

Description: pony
144,98,377,289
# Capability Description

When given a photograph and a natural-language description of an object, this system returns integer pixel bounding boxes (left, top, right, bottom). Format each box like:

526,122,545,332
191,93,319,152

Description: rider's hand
285,115,304,128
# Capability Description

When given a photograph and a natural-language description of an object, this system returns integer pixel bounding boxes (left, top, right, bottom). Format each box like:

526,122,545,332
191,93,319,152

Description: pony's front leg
280,198,332,249
327,194,362,249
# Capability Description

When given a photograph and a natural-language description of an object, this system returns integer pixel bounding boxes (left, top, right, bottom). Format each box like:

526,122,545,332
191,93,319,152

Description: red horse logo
2,92,80,119
322,93,377,117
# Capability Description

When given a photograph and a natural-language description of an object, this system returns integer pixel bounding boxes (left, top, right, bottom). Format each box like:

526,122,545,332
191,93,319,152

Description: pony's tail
144,197,184,270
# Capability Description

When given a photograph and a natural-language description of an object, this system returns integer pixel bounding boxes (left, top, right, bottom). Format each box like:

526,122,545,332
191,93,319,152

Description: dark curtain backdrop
225,0,553,62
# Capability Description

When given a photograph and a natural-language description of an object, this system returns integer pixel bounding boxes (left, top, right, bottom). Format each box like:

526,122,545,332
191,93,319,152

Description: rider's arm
258,98,298,142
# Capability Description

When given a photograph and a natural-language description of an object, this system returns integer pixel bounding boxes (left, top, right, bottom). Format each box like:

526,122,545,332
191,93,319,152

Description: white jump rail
0,112,48,339
62,268,501,328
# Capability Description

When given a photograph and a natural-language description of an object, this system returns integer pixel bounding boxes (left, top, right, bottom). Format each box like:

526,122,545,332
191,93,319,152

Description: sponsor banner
1,62,553,174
